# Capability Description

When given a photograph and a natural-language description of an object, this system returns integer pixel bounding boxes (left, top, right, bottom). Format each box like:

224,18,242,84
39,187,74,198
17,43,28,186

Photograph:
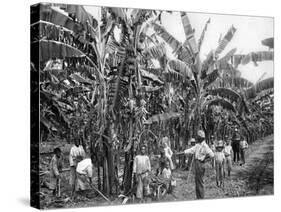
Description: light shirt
224,145,232,156
76,158,93,177
69,145,86,167
49,155,62,178
164,146,173,158
240,140,249,149
215,151,225,163
184,141,214,161
133,155,151,175
162,168,172,179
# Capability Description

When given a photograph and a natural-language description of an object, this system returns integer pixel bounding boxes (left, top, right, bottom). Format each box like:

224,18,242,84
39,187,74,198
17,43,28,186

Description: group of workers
48,138,93,199
47,127,249,202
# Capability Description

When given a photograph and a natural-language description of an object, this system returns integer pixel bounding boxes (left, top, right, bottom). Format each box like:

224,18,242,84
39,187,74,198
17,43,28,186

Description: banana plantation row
31,3,273,197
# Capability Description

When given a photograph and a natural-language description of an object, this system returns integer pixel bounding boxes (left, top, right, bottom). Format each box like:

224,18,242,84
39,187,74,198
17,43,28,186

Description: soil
39,135,273,209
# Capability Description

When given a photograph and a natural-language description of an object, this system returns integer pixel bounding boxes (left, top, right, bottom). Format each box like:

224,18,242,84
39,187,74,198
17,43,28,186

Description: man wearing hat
183,130,214,199
232,127,241,164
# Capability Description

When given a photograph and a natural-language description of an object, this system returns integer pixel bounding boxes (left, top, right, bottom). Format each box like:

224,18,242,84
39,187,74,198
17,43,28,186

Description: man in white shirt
133,145,151,201
69,138,86,197
239,136,249,165
76,156,93,191
184,130,214,199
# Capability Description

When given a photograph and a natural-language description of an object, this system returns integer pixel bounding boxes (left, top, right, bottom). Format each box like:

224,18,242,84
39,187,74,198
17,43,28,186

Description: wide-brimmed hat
197,130,205,139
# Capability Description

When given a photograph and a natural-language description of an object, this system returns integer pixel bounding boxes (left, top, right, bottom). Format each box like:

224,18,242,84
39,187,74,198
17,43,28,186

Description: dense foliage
31,3,274,196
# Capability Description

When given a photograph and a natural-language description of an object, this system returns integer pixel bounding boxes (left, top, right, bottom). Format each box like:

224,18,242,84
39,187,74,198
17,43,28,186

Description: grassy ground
39,135,274,209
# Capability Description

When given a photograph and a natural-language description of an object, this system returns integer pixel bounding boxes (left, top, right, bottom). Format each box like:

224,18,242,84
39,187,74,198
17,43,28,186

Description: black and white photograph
30,2,274,209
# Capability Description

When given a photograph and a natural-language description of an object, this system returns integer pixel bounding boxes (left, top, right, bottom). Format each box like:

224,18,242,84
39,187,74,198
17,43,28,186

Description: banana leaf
143,42,166,59
108,7,127,22
70,73,93,85
208,87,241,102
39,4,83,34
139,85,162,92
203,69,220,89
205,98,236,112
198,18,211,52
233,76,253,88
144,112,181,124
37,40,85,62
180,12,198,55
241,51,274,66
140,69,164,85
261,37,274,49
245,77,274,99
64,4,94,26
167,59,193,79
215,25,236,56
153,23,182,53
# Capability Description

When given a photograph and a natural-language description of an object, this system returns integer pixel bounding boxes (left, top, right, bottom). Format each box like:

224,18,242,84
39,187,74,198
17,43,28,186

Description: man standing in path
69,137,86,198
239,136,249,166
232,127,241,165
184,130,214,199
133,145,151,202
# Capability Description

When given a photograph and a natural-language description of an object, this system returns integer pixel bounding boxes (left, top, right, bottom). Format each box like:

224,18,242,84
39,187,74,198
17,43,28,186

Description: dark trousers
240,148,246,164
194,160,205,199
232,144,240,162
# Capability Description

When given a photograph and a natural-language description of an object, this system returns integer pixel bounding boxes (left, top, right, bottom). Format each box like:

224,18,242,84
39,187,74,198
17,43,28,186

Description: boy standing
224,139,233,176
49,147,63,197
214,140,225,187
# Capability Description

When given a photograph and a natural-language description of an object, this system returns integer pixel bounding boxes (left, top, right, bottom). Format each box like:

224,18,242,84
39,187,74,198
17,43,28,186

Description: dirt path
161,135,274,202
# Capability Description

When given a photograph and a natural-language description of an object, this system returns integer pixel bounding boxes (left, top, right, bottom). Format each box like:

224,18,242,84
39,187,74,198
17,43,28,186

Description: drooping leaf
39,4,83,34
139,85,162,92
167,59,193,79
208,87,241,102
240,51,274,66
203,69,220,89
143,42,166,59
245,77,274,99
215,25,236,56
261,37,274,49
205,98,236,112
37,40,84,62
153,23,181,53
233,76,253,88
140,69,164,85
70,73,93,85
64,4,94,26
